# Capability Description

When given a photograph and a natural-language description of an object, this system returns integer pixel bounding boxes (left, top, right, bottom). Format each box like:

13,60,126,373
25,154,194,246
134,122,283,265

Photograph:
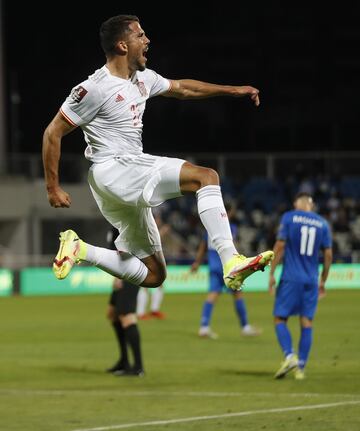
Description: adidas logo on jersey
115,93,124,102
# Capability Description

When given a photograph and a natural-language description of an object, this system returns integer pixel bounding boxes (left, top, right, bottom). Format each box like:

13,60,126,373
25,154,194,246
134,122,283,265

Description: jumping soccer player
43,14,273,292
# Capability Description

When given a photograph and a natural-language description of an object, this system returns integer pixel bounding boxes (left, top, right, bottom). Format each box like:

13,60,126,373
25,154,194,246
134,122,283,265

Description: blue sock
298,327,313,369
234,298,248,327
200,301,214,327
275,322,293,357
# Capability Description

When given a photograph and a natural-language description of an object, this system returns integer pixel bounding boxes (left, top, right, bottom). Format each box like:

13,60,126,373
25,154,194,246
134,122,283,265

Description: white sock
84,244,148,286
151,286,164,312
196,185,237,264
136,288,149,315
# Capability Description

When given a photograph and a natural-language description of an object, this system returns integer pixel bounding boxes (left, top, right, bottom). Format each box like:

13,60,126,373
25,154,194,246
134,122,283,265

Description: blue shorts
209,270,232,294
273,279,319,319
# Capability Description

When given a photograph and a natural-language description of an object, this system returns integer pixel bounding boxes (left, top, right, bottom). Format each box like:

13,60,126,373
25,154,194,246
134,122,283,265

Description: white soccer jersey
60,65,171,162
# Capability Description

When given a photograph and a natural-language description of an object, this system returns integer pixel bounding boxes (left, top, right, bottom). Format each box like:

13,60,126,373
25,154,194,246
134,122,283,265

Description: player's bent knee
141,253,166,287
197,167,219,187
142,273,166,288
180,163,220,192
300,316,313,327
204,167,219,185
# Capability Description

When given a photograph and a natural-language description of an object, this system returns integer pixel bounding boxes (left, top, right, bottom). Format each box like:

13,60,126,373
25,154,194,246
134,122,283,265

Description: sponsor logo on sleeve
70,85,88,103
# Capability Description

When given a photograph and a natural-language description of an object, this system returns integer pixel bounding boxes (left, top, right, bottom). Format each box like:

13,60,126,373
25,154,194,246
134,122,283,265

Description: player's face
126,21,150,72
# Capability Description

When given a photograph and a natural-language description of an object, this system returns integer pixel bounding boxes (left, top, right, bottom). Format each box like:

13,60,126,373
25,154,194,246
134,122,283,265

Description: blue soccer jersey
277,210,332,284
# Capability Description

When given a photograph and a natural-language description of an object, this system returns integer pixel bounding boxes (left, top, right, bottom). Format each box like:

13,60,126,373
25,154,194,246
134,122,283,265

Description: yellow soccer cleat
53,229,86,280
294,367,305,380
274,354,299,379
223,251,274,291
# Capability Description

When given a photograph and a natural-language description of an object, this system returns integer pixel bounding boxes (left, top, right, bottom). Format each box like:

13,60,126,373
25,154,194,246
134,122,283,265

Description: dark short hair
294,192,313,201
100,15,139,55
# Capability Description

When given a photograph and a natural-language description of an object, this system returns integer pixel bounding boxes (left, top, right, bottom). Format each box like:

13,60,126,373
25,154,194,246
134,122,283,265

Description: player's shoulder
88,66,108,83
313,212,331,229
137,67,158,78
87,66,112,94
68,67,106,102
80,65,117,97
307,210,327,224
136,68,166,84
280,210,293,221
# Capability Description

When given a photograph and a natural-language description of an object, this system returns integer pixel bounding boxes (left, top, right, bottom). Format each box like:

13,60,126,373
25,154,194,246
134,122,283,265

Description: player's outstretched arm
163,79,260,106
42,111,77,208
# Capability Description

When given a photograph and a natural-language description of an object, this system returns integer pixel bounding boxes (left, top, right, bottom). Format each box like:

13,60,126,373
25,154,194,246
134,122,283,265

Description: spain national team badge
136,80,147,97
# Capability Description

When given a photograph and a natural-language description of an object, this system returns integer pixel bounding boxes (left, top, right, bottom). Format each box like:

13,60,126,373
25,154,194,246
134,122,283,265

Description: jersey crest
135,80,148,97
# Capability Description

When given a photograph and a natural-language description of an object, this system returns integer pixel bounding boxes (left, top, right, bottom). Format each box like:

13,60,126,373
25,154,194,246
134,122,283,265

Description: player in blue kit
192,204,261,339
269,192,333,380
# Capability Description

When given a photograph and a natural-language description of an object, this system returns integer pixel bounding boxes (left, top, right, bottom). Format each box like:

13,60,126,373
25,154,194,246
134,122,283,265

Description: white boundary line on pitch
1,389,360,399
71,401,360,431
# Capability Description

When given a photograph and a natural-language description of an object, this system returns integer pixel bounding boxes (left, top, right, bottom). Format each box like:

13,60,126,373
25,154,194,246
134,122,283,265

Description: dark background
3,1,360,155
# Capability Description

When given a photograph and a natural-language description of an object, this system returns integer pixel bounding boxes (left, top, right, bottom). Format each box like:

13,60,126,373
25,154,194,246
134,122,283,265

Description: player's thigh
300,283,319,320
108,206,162,260
107,290,120,321
274,280,302,317
114,282,140,317
209,270,224,293
148,156,185,205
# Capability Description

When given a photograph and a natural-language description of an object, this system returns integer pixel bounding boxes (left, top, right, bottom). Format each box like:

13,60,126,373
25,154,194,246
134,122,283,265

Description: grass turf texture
0,290,359,431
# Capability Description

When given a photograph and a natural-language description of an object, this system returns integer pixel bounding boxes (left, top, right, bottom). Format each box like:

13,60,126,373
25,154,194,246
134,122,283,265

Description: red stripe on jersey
60,108,77,127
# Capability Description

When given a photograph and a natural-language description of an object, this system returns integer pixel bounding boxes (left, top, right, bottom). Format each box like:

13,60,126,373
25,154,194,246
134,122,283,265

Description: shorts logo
70,86,88,103
136,80,147,97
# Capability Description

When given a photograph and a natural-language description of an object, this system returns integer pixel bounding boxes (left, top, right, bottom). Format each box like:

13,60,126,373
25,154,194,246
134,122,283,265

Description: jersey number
300,226,316,256
130,104,141,126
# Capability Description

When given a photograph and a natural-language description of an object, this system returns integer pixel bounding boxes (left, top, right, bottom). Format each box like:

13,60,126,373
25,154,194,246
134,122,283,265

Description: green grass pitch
0,290,359,431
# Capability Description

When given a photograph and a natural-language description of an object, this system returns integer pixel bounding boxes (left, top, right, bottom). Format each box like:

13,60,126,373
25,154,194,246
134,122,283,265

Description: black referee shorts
109,281,140,316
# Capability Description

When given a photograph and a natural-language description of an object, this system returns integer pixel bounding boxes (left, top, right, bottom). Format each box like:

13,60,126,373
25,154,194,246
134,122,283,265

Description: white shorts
88,153,185,259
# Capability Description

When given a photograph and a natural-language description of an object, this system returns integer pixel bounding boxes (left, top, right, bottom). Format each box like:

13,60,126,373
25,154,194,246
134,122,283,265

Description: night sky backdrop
3,1,360,155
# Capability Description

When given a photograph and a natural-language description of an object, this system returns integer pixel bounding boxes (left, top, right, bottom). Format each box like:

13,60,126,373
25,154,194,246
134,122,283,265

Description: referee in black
106,227,144,376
